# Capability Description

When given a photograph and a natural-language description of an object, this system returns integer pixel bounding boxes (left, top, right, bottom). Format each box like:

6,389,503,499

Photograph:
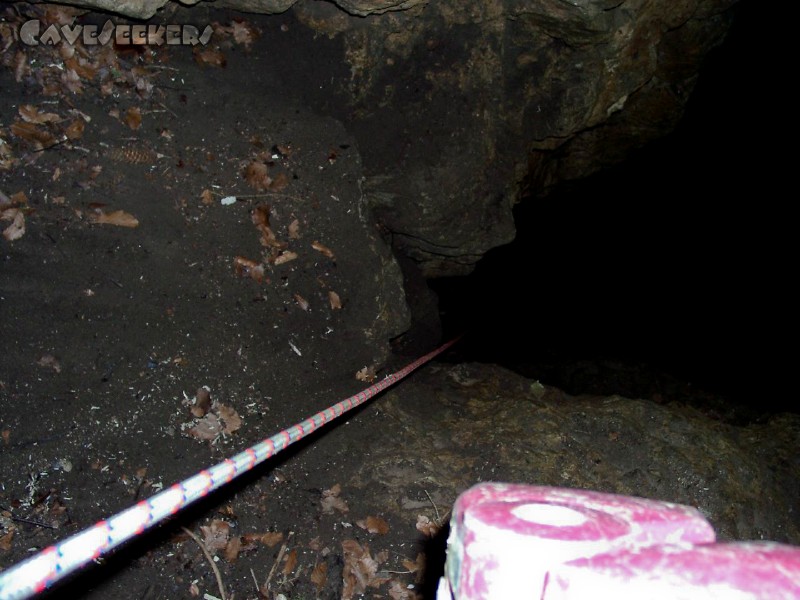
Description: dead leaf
233,256,265,283
18,105,61,124
231,20,260,48
320,484,349,515
10,121,57,150
1,209,25,241
0,529,14,552
217,403,242,434
402,552,426,584
61,69,83,94
224,535,241,562
311,240,336,260
282,548,298,576
388,579,421,600
36,354,61,373
64,118,85,141
123,107,142,130
1,430,10,445
269,172,289,191
244,161,271,191
88,209,139,228
356,366,376,383
329,291,342,310
310,561,328,593
191,387,211,417
188,413,223,441
259,531,284,547
356,516,389,535
193,46,226,68
200,188,214,205
415,515,439,537
272,250,297,266
294,293,310,312
188,582,200,597
341,539,389,600
288,218,300,239
199,519,230,553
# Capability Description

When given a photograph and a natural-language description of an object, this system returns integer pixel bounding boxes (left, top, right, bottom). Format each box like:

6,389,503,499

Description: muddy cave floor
2,8,800,600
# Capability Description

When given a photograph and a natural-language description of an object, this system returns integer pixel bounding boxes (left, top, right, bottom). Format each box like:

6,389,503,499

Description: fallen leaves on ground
282,548,298,576
311,240,336,260
200,519,230,553
242,531,283,548
320,483,349,515
193,46,226,68
293,293,310,311
243,160,271,191
356,515,390,535
123,107,142,130
18,105,61,124
1,208,25,241
10,121,58,150
415,515,440,537
36,354,61,373
272,250,297,265
309,562,328,594
329,290,342,310
341,539,389,600
187,400,243,442
233,255,265,283
88,209,139,228
403,553,426,584
191,387,212,418
356,366,377,383
387,580,422,600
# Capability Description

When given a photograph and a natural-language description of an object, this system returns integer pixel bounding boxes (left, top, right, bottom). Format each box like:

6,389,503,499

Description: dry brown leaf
259,531,284,547
244,161,271,191
310,561,328,593
0,530,14,552
123,107,142,130
188,582,200,597
269,172,289,191
200,188,214,205
193,46,226,68
402,552,426,584
341,539,389,600
321,484,349,515
1,209,25,241
89,209,139,228
356,366,376,383
188,413,222,440
356,515,390,535
10,121,57,149
199,519,230,553
61,69,83,94
294,293,310,312
223,535,241,562
36,354,61,373
328,290,342,310
272,250,297,266
311,240,336,260
191,387,211,417
231,20,260,48
233,256,265,283
13,51,27,83
64,119,85,141
415,515,440,537
288,218,300,239
282,548,298,576
388,580,421,600
217,403,242,434
1,430,10,445
18,105,61,124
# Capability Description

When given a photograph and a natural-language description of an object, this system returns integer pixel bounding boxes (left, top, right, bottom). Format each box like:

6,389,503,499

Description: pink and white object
437,483,800,599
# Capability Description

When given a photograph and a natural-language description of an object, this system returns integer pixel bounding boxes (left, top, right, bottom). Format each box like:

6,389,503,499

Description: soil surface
1,5,798,600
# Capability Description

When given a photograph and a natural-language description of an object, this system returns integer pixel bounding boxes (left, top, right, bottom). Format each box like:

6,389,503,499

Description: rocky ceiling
21,0,739,277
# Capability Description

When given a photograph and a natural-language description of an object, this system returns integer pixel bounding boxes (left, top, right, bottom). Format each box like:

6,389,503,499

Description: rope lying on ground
0,337,460,600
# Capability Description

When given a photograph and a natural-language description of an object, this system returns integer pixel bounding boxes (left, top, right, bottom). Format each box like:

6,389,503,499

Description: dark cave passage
431,0,791,415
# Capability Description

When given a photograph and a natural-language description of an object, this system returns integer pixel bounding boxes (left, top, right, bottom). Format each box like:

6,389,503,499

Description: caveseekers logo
19,19,213,46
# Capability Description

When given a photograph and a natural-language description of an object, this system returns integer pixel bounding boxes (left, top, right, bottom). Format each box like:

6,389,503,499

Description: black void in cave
431,0,790,416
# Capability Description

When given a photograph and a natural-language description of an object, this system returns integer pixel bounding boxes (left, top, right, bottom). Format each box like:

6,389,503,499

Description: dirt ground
1,5,797,600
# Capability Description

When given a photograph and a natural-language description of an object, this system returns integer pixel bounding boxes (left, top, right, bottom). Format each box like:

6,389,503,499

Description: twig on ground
263,531,294,591
182,526,227,600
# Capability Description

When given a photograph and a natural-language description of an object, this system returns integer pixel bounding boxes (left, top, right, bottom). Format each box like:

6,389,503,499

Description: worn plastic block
546,541,800,599
439,483,716,600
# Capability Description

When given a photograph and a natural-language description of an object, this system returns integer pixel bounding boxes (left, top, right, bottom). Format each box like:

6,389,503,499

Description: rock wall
24,0,739,276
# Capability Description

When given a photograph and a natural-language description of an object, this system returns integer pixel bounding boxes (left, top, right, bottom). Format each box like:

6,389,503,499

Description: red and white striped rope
0,337,460,600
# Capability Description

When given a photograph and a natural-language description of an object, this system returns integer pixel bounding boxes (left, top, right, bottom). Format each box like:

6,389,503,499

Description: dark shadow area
433,0,792,415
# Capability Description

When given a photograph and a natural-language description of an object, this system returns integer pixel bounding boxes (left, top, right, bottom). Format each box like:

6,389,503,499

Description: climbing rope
0,337,460,600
